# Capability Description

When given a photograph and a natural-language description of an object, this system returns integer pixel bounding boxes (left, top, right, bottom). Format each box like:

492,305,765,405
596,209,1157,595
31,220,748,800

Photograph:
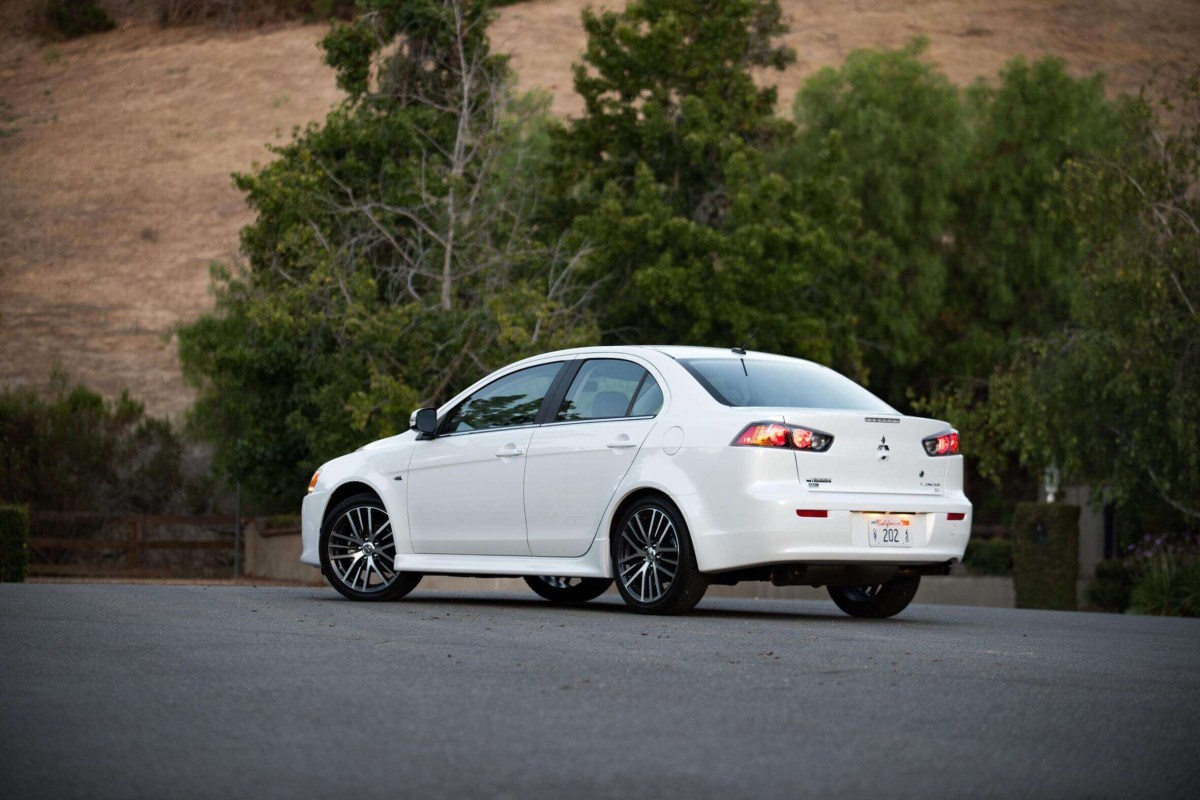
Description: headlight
307,470,321,494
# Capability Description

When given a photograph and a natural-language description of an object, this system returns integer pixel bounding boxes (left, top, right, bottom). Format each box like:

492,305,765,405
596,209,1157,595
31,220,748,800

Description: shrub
963,537,1013,576
1127,538,1200,617
0,504,30,583
45,0,116,38
1130,555,1184,616
1086,558,1133,613
1011,502,1079,610
0,371,185,514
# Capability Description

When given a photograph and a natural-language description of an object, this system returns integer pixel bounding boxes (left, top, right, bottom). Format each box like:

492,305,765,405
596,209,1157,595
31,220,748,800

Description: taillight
922,430,960,456
735,423,791,447
733,423,834,452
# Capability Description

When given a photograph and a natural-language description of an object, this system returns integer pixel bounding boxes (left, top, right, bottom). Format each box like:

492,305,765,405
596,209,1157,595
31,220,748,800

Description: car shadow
311,590,960,627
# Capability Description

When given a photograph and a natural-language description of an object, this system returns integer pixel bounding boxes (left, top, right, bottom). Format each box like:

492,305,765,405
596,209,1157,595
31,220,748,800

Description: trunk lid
780,410,952,496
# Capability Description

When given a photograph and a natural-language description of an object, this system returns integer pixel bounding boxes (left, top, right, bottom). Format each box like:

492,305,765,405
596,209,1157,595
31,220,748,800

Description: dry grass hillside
2,0,1198,419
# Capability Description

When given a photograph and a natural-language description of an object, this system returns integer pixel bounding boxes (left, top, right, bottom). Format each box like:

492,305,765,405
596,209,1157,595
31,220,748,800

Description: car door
407,361,565,556
524,358,666,558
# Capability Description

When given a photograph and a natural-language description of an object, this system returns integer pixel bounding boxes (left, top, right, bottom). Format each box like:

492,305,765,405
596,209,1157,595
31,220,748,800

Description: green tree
179,0,597,500
941,57,1126,387
561,0,794,208
786,39,967,392
553,0,888,376
988,81,1200,524
574,150,886,373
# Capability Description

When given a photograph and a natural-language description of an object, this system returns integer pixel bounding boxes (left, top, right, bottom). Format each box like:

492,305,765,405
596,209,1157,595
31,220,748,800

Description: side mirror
410,407,438,437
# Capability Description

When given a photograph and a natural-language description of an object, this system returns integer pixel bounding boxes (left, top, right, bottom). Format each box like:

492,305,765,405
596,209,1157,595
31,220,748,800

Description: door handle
495,446,526,458
606,438,638,450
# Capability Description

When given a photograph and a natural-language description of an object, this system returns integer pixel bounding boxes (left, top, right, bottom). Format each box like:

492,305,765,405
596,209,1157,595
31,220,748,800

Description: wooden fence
28,512,239,578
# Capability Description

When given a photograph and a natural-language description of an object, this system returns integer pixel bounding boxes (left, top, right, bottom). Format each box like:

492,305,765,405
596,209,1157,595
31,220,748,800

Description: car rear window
678,358,896,413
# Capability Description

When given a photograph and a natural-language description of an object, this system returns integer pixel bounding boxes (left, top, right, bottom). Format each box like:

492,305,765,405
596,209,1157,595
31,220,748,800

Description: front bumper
299,491,328,568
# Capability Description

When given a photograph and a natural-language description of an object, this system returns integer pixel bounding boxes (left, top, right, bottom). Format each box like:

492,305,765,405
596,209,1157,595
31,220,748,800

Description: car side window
557,359,655,422
629,376,663,416
442,362,562,434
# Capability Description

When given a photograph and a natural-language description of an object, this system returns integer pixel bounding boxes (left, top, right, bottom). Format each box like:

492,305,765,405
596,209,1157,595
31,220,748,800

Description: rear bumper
682,486,971,574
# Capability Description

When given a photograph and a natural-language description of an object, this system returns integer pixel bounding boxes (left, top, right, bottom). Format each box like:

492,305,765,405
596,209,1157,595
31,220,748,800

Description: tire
319,493,421,601
523,575,613,604
827,576,921,618
612,496,708,615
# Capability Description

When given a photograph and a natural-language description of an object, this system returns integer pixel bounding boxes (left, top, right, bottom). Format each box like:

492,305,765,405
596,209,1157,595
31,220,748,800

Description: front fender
301,444,418,568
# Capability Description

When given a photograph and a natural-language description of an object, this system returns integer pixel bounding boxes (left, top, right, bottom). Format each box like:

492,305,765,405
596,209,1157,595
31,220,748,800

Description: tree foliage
562,0,794,206
942,57,1126,385
179,0,597,498
787,39,965,386
787,45,1127,407
987,80,1200,522
553,0,890,377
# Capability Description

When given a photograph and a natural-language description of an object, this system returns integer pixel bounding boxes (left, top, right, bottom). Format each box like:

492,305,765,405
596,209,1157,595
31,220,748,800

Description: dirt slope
2,1,1198,419
0,21,340,418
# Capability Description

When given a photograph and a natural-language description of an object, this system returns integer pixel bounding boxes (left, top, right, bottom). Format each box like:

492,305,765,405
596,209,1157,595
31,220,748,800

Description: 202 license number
867,515,913,547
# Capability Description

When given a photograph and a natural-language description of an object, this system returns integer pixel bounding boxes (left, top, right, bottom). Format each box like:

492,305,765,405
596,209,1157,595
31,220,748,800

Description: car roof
527,344,807,364
645,345,798,362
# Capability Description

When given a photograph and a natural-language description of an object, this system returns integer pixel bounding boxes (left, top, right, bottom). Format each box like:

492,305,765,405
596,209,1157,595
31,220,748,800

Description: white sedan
301,346,971,617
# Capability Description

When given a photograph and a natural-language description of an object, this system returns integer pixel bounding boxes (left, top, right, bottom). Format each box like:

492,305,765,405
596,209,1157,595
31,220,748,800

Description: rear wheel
612,497,708,615
319,493,421,601
524,575,612,604
827,576,920,618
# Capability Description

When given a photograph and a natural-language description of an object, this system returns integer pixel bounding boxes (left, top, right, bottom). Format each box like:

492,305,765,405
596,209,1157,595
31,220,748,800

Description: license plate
867,515,914,547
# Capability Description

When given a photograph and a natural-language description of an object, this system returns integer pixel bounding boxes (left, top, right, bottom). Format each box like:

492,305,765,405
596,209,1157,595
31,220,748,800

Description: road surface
2,583,1197,798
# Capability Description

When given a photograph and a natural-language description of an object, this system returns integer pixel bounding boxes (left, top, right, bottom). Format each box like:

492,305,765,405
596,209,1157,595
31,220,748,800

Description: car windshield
679,358,896,413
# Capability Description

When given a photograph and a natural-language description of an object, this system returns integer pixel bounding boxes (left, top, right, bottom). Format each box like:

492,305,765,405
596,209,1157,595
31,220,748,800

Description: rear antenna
732,328,760,355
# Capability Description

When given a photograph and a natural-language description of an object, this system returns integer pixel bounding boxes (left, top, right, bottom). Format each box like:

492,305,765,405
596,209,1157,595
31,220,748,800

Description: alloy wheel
326,504,400,595
616,506,680,604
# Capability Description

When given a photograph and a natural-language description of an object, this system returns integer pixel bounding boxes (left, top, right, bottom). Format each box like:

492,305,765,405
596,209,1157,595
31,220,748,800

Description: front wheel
524,576,612,604
319,493,421,601
827,576,921,618
612,497,708,615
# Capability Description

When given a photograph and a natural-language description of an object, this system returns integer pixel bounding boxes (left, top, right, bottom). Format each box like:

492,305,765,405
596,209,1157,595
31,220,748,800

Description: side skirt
393,545,608,579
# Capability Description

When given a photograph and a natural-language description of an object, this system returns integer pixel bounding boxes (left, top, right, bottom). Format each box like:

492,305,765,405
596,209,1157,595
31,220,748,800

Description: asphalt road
2,584,1198,799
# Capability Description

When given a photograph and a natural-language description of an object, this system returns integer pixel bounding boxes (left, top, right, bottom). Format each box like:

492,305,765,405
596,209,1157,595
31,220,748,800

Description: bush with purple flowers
1126,534,1200,617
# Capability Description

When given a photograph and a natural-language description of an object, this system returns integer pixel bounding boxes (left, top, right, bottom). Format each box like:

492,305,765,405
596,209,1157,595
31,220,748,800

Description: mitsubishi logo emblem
876,435,890,462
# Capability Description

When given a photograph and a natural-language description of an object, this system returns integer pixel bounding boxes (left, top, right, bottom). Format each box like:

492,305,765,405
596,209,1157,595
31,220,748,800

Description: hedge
0,504,30,583
1012,502,1079,610
963,537,1014,576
